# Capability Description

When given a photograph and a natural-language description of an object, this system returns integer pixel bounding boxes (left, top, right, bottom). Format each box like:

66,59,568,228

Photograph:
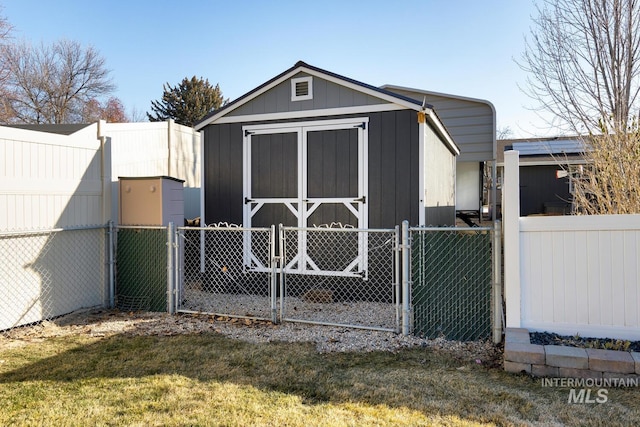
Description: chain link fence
410,226,493,341
1,221,498,342
177,225,276,321
280,226,400,331
0,226,108,336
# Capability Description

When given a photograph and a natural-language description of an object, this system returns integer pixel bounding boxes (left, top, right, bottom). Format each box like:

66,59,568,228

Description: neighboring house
380,86,496,222
195,61,460,229
497,137,586,216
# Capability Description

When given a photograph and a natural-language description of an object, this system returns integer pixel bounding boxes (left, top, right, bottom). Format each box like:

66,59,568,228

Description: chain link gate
408,225,494,341
176,225,277,322
279,226,401,332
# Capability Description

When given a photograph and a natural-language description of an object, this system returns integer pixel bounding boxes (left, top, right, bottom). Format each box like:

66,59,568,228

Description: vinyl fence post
394,225,401,333
167,222,175,314
401,220,411,336
503,151,521,328
493,220,503,344
108,220,115,308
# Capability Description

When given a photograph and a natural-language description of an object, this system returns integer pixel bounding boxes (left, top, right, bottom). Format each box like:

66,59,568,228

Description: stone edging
504,328,640,379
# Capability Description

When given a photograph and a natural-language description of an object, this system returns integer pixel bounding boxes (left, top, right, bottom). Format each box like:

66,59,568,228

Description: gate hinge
245,130,255,137
244,197,254,204
355,122,366,129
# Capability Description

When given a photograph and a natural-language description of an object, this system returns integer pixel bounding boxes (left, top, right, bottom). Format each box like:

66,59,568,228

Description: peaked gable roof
195,61,458,154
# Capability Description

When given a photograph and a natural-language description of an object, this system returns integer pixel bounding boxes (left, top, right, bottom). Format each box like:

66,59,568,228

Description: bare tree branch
2,39,115,124
520,0,640,214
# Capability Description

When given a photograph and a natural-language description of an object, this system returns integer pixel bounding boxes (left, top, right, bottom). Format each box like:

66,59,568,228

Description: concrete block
545,345,588,369
531,364,559,377
505,342,545,364
558,367,602,379
504,360,531,374
586,348,635,374
505,328,531,344
631,352,640,375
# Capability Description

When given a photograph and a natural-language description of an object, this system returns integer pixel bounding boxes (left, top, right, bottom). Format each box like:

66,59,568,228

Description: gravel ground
0,309,503,367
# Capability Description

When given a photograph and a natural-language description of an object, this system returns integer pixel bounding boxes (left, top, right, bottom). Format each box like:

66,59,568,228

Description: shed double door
243,118,368,274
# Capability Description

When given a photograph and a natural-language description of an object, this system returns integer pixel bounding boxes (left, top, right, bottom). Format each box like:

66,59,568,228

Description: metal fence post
401,220,411,336
108,220,115,308
270,224,278,324
174,226,181,315
493,220,503,344
167,222,175,314
278,224,285,323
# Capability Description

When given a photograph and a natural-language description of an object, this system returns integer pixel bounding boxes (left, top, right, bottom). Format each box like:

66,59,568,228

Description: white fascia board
215,104,403,124
196,66,421,130
426,110,460,156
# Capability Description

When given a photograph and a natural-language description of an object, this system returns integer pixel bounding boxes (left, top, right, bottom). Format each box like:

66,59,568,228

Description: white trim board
214,104,404,124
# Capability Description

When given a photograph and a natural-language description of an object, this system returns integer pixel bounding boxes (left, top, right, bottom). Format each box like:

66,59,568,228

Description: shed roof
194,61,459,155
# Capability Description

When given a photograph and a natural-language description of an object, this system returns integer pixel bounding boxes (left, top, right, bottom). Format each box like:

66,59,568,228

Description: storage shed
195,61,460,229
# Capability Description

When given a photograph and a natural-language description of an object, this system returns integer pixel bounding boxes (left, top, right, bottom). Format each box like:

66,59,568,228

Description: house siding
385,88,494,163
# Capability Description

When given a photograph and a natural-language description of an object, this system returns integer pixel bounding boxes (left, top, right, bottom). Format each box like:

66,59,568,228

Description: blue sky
3,0,548,138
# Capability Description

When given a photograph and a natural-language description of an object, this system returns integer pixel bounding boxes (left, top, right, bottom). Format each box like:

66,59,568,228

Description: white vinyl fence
503,150,640,341
0,124,113,332
0,123,107,229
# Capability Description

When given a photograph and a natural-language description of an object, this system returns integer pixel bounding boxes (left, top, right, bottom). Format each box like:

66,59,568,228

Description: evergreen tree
147,76,227,126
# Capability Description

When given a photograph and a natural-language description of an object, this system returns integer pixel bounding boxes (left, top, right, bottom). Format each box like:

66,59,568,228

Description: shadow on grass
1,332,638,426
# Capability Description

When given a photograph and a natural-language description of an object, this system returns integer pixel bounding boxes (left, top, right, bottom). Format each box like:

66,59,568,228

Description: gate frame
279,224,402,332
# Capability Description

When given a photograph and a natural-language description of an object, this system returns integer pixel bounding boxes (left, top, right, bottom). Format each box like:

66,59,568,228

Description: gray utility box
119,176,185,226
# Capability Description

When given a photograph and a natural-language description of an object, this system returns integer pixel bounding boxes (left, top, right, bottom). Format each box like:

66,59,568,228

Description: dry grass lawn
0,316,638,426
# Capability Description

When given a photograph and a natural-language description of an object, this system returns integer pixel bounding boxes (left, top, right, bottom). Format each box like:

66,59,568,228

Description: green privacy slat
411,230,492,341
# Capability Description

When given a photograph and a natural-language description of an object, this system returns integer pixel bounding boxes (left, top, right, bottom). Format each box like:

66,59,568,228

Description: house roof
194,61,459,155
497,137,587,165
380,84,496,163
4,123,93,135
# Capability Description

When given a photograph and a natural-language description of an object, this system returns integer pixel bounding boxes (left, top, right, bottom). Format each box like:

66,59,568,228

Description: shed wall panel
202,110,440,228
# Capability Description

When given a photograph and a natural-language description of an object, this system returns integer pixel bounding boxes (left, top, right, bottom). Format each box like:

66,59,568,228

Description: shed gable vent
291,76,313,101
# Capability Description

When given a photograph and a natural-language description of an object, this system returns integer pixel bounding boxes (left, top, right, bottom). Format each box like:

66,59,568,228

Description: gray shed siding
227,72,387,117
202,110,454,228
